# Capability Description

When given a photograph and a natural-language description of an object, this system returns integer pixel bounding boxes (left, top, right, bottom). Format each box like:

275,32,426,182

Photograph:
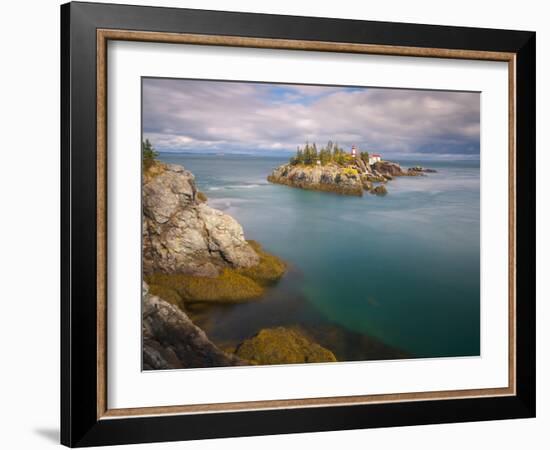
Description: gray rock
142,282,244,369
197,204,259,268
142,164,196,224
372,161,406,177
408,166,436,174
143,162,259,276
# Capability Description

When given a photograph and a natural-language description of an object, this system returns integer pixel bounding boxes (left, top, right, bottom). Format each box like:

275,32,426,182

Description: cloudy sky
143,78,480,160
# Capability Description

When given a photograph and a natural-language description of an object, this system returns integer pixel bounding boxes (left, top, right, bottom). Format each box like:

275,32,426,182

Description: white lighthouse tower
351,145,357,158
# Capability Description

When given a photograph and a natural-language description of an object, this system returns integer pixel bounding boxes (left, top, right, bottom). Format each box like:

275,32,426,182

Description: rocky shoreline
142,160,338,369
142,282,245,369
268,155,435,196
143,283,340,369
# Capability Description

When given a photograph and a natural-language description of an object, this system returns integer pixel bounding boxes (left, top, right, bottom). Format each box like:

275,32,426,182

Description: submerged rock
303,323,410,361
142,283,245,369
370,185,388,196
235,327,337,365
408,166,437,174
237,240,287,286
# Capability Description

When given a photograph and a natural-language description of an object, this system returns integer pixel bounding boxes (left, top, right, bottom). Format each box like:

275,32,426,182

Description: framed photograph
61,2,535,447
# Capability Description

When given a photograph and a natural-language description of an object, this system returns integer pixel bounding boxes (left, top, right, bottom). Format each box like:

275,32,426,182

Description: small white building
368,153,382,165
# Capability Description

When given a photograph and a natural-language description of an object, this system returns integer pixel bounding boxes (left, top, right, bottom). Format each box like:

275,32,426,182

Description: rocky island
268,142,435,196
142,152,337,369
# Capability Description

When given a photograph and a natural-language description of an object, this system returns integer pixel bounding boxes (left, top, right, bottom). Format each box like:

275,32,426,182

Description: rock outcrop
142,282,245,369
408,165,437,174
234,327,337,365
143,161,286,305
146,269,264,305
370,185,388,196
143,282,341,369
143,162,259,277
267,163,364,196
372,161,406,177
268,157,435,196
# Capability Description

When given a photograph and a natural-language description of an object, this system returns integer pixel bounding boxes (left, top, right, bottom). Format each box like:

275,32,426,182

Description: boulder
370,185,388,196
235,327,337,365
372,161,406,177
143,161,259,276
142,282,245,369
361,176,373,191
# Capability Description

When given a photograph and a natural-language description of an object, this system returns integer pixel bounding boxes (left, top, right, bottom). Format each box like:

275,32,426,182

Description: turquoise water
158,153,480,360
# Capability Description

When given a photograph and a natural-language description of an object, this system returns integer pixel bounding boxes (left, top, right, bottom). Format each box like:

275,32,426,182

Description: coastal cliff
143,161,286,305
143,162,259,277
267,142,434,196
142,159,341,369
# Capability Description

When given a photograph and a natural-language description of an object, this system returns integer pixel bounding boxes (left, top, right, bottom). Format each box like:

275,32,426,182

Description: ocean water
158,153,481,360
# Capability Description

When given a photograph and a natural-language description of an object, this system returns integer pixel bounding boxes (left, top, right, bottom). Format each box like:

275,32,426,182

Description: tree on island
319,148,332,165
290,140,357,167
303,142,318,165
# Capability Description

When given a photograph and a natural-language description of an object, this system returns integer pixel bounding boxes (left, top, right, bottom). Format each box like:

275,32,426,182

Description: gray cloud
143,78,479,158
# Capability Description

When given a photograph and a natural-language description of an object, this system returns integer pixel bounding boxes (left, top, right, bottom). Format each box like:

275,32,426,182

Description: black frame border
61,2,535,447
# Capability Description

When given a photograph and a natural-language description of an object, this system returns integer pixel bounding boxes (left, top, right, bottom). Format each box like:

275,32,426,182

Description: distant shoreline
157,151,481,163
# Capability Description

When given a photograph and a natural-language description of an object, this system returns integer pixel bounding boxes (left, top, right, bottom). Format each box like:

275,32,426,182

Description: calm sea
157,153,481,360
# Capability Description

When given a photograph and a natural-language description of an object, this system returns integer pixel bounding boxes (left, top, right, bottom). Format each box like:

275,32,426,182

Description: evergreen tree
312,143,318,162
303,142,314,165
142,139,158,169
333,145,346,165
291,140,359,166
319,148,331,165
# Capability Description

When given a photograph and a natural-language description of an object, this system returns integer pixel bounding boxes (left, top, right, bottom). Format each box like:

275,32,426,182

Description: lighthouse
351,145,357,158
